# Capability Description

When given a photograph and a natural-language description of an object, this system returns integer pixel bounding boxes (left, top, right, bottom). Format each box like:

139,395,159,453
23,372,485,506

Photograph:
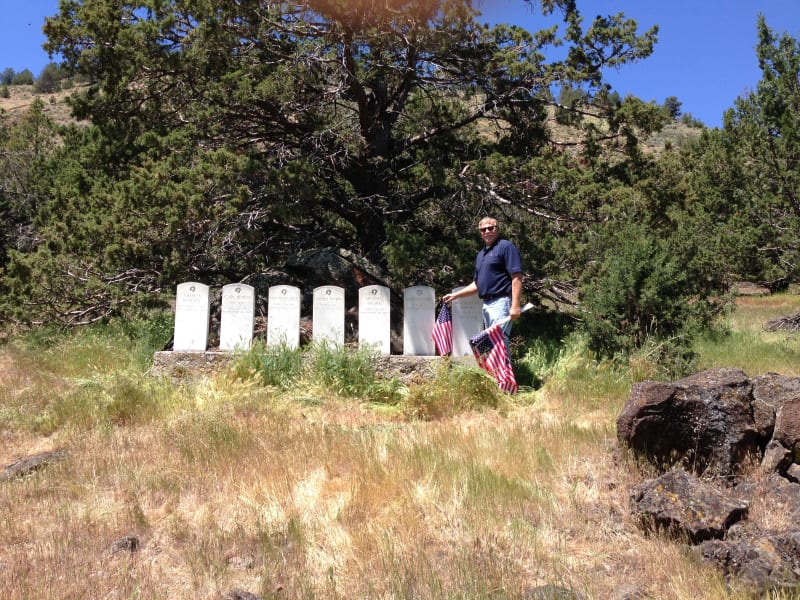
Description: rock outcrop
618,368,800,593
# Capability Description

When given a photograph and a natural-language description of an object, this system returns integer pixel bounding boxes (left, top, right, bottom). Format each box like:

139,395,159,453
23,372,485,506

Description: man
442,216,523,347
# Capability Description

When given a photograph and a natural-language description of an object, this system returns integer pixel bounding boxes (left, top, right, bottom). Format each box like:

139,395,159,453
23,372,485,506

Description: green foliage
679,112,705,128
0,98,60,286
694,293,800,375
695,16,800,288
1,120,260,327
34,62,65,94
4,313,172,376
232,341,304,389
10,69,33,85
0,315,173,434
232,341,403,402
402,361,501,419
510,309,578,389
1,68,15,85
307,342,403,402
663,96,682,119
29,0,662,316
556,84,589,125
579,221,722,367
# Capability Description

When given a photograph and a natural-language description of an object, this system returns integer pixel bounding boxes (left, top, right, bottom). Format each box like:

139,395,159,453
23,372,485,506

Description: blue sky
2,1,799,128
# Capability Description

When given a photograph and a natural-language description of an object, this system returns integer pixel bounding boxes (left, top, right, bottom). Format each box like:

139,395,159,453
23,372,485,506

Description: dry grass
0,84,79,126
1,297,798,599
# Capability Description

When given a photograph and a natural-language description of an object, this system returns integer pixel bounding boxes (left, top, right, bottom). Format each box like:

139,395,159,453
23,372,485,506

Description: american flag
469,323,517,394
432,302,453,356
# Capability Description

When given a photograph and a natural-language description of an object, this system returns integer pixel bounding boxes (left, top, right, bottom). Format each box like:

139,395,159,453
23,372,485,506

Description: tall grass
695,293,800,376
0,295,796,598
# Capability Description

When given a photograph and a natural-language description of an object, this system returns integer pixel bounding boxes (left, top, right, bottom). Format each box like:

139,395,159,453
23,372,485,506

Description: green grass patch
695,328,800,376
694,293,800,376
402,361,501,419
231,340,304,388
307,342,403,402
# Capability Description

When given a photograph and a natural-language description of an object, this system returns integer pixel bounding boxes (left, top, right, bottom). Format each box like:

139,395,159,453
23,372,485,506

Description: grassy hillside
1,84,704,153
0,294,798,599
0,84,77,125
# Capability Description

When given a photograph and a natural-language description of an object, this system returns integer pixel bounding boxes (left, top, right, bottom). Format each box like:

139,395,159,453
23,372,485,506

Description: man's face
478,219,499,246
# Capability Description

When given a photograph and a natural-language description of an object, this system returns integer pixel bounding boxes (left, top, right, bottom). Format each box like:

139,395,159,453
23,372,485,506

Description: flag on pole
469,323,517,394
432,302,453,356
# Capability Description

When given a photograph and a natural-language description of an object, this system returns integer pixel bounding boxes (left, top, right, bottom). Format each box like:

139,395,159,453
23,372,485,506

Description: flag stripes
469,323,517,394
432,302,453,356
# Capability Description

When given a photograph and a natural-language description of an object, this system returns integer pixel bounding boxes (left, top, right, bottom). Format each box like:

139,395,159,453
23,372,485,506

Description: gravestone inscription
358,285,391,355
267,285,301,349
220,283,255,351
313,285,345,347
403,286,435,356
451,287,484,356
173,282,210,352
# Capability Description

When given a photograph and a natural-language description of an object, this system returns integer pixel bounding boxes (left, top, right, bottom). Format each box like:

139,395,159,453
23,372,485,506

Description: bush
579,222,718,370
231,341,304,389
34,63,63,94
402,361,501,419
509,309,578,389
307,342,402,402
10,69,33,85
231,341,403,402
1,68,14,85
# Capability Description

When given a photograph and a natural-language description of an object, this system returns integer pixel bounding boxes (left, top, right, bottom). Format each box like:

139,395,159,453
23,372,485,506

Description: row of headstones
173,281,485,356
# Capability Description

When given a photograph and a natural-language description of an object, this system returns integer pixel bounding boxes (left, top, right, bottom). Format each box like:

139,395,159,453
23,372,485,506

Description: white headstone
220,283,255,351
358,285,391,355
173,282,210,352
312,285,345,347
451,287,484,356
403,285,435,356
267,285,301,349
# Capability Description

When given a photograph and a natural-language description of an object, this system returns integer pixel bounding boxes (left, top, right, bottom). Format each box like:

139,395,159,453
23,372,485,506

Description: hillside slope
2,83,705,153
0,84,77,126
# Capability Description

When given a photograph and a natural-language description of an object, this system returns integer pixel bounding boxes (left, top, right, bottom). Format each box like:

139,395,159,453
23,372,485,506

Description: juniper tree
4,0,665,325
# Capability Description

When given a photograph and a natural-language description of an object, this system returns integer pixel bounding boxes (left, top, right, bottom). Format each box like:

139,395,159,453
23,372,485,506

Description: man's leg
482,297,512,348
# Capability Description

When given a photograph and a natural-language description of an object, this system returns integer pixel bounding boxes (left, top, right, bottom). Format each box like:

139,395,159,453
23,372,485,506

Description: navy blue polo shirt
474,238,522,299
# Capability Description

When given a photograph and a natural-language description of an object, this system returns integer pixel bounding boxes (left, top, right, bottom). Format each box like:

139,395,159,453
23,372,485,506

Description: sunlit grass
695,293,800,376
1,295,798,598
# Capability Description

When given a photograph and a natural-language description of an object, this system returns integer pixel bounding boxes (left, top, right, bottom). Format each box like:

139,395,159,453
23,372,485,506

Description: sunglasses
478,225,496,232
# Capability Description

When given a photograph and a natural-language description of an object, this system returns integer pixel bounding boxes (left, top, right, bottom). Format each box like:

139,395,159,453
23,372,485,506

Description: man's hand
443,282,478,304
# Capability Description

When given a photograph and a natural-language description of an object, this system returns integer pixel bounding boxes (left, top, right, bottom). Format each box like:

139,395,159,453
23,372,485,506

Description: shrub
231,340,303,389
402,361,501,419
10,69,34,85
579,222,720,369
34,63,63,94
307,342,403,402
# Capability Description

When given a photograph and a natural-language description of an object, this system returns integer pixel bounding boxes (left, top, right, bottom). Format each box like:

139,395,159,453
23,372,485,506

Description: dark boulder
751,372,800,438
696,532,800,591
617,368,759,479
630,470,748,543
773,398,800,462
620,369,800,595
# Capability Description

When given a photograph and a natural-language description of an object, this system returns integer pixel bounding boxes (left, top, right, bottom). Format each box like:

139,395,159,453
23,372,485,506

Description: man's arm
442,281,478,304
509,272,522,320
